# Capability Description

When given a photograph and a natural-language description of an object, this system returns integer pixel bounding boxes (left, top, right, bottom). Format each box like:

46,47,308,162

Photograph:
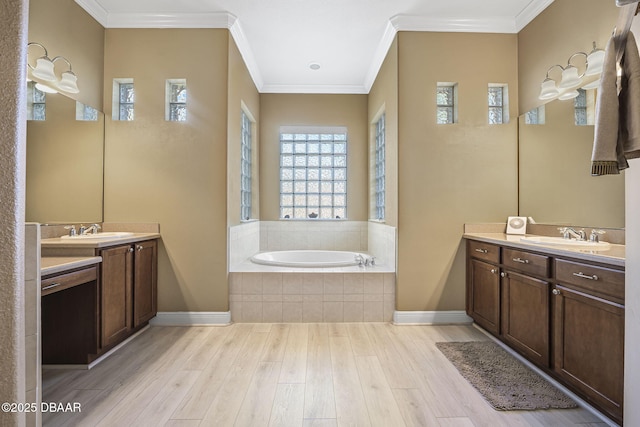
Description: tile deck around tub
229,270,395,323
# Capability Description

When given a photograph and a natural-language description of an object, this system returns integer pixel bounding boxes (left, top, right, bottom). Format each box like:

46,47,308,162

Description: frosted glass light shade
559,89,579,100
539,79,559,100
559,66,582,89
57,71,79,93
35,82,58,94
31,57,56,81
585,49,605,76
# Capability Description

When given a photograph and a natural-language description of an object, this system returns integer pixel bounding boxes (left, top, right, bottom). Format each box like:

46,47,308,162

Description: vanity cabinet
466,241,501,335
97,239,157,350
553,260,624,422
465,238,624,424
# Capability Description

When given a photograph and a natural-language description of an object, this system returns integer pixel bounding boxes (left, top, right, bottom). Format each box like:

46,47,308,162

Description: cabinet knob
490,268,497,274
128,247,134,253
137,245,143,251
500,272,506,278
552,289,561,295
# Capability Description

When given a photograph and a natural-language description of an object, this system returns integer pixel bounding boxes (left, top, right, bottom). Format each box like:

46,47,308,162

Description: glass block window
241,110,253,221
27,82,46,121
374,113,385,221
524,105,545,125
166,79,187,122
76,101,99,121
488,84,509,124
574,89,587,126
437,83,457,124
112,79,134,121
280,129,347,220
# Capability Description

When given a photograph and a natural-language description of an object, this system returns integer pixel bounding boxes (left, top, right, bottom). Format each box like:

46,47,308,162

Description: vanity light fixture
558,52,588,89
538,64,563,100
27,42,80,94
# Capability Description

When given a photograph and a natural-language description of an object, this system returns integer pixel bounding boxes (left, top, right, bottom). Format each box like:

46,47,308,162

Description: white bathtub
251,250,366,268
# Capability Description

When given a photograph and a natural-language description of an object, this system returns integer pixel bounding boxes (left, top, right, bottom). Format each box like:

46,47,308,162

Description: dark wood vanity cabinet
466,239,625,424
466,240,501,335
98,239,158,350
552,259,625,423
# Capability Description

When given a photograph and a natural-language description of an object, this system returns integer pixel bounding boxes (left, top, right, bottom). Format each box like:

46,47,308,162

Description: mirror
26,88,104,223
518,93,625,228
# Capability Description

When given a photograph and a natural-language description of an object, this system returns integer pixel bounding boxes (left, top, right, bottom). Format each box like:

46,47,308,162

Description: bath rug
436,341,577,411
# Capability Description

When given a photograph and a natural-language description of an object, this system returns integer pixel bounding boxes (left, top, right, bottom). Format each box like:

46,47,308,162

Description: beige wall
518,0,618,114
368,38,399,227
103,29,230,312
259,94,369,221
28,0,104,109
227,38,260,226
0,0,28,424
396,31,519,311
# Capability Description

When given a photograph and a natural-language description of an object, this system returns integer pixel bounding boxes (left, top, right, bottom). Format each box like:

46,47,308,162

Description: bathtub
251,250,366,268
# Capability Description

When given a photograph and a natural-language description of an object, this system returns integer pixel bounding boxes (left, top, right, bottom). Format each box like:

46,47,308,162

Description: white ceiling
75,0,554,94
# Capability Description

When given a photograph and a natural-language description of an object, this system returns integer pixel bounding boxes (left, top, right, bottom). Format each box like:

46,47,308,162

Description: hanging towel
591,32,640,175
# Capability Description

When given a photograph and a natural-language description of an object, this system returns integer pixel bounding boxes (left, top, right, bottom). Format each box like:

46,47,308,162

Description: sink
520,236,610,250
60,232,134,240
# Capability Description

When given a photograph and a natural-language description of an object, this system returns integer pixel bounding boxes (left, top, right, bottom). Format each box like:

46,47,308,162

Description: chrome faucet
80,223,101,235
355,254,365,266
558,227,586,241
365,256,376,267
589,229,606,242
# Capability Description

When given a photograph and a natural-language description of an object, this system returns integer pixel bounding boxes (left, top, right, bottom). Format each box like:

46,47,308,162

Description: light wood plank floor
42,323,610,427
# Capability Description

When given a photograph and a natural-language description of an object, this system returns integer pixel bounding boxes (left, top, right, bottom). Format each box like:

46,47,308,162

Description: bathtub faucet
355,254,365,266
365,256,376,267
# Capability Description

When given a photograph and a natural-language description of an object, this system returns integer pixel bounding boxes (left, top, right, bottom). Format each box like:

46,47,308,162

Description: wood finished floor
42,323,609,427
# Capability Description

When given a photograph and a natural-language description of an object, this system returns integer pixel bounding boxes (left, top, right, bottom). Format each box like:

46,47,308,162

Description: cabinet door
100,244,133,348
133,240,158,327
553,285,624,423
501,271,550,367
468,259,500,335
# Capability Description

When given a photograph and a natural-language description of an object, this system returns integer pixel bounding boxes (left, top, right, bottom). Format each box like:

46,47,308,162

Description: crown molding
515,0,555,32
229,18,264,92
104,11,235,28
391,14,518,34
75,0,109,27
363,20,398,93
260,83,369,94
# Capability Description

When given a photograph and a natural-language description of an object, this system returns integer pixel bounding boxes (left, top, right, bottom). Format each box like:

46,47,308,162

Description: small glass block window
574,89,588,126
241,110,253,221
112,79,134,121
488,84,509,124
524,105,545,125
374,113,385,221
27,82,46,121
76,101,99,121
280,129,347,220
166,79,187,122
437,83,457,124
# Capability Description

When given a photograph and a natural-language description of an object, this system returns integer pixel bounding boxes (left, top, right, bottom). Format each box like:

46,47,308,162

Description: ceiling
75,0,554,94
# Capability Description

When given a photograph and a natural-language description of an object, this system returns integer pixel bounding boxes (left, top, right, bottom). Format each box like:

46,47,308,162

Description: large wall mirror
26,87,104,223
518,91,625,228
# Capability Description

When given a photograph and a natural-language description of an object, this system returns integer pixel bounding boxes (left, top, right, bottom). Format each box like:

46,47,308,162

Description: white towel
591,32,640,175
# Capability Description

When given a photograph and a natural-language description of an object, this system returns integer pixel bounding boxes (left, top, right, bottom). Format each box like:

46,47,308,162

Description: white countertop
463,232,625,268
41,232,160,249
41,256,102,277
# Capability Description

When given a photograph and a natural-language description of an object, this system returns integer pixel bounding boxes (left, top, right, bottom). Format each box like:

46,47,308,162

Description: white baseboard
149,311,232,326
393,310,473,325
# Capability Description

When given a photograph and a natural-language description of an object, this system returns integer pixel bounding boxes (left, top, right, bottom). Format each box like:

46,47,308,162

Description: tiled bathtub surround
368,221,396,268
229,221,260,269
229,271,395,323
259,221,368,251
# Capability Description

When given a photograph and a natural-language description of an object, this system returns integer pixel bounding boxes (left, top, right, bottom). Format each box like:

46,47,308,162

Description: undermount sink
520,236,610,250
60,232,134,240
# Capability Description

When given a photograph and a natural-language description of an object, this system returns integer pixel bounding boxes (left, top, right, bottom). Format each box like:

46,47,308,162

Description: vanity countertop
41,256,102,277
463,232,625,268
41,232,160,249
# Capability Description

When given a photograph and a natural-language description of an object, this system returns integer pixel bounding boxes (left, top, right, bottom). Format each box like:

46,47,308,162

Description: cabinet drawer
468,240,500,263
555,259,624,302
503,248,550,278
41,266,98,296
